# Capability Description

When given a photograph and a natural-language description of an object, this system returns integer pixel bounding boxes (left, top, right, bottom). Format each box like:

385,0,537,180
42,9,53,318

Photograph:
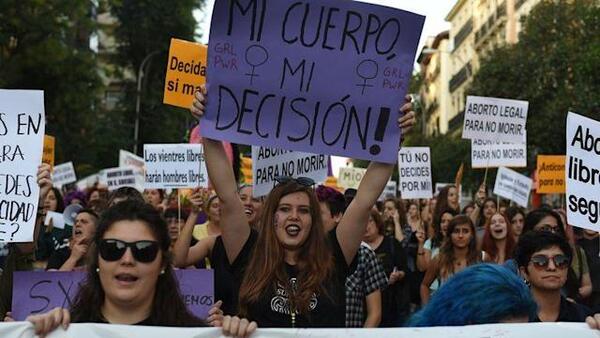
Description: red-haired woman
420,215,480,304
190,88,416,327
482,213,516,264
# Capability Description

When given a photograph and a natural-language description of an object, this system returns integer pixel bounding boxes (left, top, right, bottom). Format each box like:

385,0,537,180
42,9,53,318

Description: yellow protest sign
163,38,207,109
43,135,55,167
537,155,566,194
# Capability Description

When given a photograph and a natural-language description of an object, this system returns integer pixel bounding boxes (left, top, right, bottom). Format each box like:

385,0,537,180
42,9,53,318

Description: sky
193,0,456,176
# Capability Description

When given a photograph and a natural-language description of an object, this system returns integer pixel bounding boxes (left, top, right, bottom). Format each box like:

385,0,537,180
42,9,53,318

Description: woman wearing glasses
521,208,593,302
515,231,592,322
25,200,256,337
190,87,416,327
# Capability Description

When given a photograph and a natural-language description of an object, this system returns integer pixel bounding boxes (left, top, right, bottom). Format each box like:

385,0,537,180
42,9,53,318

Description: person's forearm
172,211,198,267
58,256,79,272
363,291,382,328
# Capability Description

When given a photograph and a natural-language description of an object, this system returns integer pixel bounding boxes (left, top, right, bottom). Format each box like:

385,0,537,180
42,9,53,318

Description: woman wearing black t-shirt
191,87,416,327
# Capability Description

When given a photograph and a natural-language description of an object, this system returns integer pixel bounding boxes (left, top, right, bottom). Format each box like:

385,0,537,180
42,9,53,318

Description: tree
106,0,204,155
469,0,600,169
0,0,103,170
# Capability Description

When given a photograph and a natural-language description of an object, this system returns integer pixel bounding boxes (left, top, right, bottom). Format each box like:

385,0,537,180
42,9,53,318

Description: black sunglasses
99,239,160,263
529,254,570,270
273,176,315,187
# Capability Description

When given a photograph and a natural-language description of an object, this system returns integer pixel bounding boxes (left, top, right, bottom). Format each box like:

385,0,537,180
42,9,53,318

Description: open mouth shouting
285,224,301,237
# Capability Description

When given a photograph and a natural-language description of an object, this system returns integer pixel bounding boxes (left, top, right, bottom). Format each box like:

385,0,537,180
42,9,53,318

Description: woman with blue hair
409,263,537,326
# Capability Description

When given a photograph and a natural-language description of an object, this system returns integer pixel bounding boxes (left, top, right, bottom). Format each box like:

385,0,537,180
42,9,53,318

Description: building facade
419,0,542,136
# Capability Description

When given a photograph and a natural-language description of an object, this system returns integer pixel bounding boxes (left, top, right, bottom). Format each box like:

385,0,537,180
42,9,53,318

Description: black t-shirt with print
222,229,350,327
252,230,350,327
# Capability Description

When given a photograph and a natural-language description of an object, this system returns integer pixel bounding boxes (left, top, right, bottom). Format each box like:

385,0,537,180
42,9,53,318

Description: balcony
453,18,473,50
448,110,465,132
474,2,506,46
449,62,472,93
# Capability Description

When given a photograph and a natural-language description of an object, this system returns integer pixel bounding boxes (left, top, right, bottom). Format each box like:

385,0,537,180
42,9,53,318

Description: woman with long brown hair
420,215,480,304
190,88,416,327
482,212,516,264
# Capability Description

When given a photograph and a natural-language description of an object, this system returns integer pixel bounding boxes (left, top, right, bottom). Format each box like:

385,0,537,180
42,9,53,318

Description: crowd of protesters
0,88,598,337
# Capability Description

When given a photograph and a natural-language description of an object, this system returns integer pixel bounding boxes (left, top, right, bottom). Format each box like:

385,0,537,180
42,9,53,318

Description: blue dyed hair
408,264,537,326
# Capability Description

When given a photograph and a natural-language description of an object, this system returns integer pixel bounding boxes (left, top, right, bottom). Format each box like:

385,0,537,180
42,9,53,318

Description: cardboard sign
75,174,100,191
119,149,144,169
338,167,367,190
163,38,208,108
100,167,144,192
52,162,77,188
378,180,397,201
493,167,532,208
536,155,566,194
44,211,65,230
462,96,528,144
42,135,55,167
566,112,600,231
11,269,214,321
144,144,208,189
398,147,432,199
201,0,424,163
251,146,328,197
471,138,527,168
0,90,45,242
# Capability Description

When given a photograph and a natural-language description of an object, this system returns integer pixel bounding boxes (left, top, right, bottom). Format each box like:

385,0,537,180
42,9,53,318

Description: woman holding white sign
190,87,416,327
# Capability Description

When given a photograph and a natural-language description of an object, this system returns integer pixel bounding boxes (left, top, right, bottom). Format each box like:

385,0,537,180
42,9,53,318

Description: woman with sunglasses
420,215,480,304
522,208,592,302
25,200,256,337
515,231,592,322
190,87,416,327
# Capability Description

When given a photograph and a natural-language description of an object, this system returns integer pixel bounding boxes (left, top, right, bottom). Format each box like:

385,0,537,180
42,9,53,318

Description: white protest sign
251,147,328,197
566,112,600,231
471,138,527,168
75,174,100,191
378,181,397,201
0,90,45,242
493,167,532,208
119,149,145,169
144,144,208,189
462,96,528,144
398,147,432,199
52,162,77,188
44,211,65,230
338,167,367,190
101,167,144,192
0,322,596,338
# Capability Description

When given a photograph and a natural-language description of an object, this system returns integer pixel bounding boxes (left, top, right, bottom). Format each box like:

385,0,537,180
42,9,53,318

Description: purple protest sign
12,269,214,320
202,0,424,163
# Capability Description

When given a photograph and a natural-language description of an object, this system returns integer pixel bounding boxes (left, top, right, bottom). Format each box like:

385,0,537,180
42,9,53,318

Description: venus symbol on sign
245,45,269,85
356,59,378,95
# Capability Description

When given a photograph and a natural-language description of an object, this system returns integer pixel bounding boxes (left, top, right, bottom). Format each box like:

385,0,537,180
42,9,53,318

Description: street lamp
133,50,161,155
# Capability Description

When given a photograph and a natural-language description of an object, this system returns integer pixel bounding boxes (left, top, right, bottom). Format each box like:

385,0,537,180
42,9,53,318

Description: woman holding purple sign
190,86,416,327
24,200,256,337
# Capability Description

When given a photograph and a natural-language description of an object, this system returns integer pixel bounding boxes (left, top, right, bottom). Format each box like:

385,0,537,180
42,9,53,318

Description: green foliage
0,0,103,171
469,0,600,166
106,0,203,155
